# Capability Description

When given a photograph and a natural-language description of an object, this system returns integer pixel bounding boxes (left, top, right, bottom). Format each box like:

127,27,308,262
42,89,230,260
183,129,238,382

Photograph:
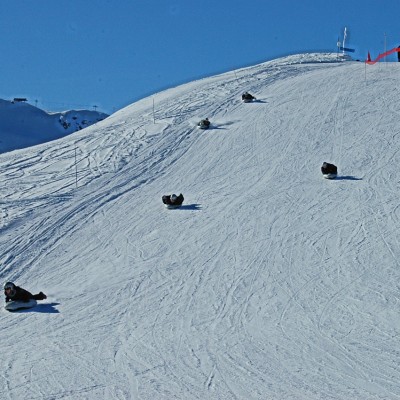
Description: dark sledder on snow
241,92,256,102
197,118,210,130
321,162,338,179
3,281,47,311
162,193,184,209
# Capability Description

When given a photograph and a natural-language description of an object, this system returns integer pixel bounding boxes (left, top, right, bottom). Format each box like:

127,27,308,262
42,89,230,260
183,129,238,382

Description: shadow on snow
169,204,202,211
336,175,362,181
10,302,61,314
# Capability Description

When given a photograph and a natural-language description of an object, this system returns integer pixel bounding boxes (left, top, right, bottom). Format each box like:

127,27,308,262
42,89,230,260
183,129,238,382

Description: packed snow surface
1,53,400,399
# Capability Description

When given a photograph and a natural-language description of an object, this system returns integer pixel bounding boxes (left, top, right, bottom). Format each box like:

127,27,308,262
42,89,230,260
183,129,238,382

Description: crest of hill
0,53,349,155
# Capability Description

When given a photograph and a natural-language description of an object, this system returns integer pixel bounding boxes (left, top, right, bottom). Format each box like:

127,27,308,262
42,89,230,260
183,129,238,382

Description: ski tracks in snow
2,57,400,399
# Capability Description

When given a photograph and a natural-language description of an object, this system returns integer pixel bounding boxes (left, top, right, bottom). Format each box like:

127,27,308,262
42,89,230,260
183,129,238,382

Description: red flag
366,47,400,64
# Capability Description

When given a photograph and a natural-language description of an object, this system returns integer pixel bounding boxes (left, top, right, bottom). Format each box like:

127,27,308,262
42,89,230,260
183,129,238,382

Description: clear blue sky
1,0,399,114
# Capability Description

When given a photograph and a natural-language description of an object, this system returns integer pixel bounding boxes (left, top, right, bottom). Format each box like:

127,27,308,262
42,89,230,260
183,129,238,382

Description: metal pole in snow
74,147,78,188
365,61,367,83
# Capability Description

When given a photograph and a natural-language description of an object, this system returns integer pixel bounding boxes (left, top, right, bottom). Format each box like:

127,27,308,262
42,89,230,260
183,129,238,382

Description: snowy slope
0,99,108,153
1,53,400,399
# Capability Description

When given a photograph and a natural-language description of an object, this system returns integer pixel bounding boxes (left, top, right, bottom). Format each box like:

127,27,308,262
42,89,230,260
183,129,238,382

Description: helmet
171,194,178,202
4,282,16,297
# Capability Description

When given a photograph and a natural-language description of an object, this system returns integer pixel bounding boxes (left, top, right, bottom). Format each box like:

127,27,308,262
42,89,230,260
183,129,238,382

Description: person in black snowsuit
321,162,337,176
198,118,210,129
4,282,47,303
162,193,184,206
241,92,256,102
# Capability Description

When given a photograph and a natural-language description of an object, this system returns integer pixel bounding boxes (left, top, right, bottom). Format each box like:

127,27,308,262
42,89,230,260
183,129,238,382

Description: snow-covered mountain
0,99,108,153
1,52,400,399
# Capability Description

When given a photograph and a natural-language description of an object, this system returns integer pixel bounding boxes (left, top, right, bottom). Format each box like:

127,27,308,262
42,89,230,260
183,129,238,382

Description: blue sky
1,0,399,114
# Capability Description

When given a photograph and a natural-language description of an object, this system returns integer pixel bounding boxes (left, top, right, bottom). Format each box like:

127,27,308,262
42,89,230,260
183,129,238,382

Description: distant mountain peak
0,99,109,153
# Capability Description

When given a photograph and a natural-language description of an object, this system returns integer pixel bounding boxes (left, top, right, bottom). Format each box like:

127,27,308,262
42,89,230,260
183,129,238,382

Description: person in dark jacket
321,162,338,177
197,118,210,129
162,193,184,207
4,282,47,303
241,92,256,102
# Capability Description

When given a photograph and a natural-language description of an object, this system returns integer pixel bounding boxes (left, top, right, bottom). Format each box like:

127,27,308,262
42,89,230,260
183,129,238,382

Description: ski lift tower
342,27,348,56
337,27,355,60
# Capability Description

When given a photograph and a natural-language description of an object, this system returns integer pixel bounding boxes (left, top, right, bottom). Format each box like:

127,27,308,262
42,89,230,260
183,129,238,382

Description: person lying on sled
4,281,47,303
241,92,256,102
198,118,210,129
162,193,184,206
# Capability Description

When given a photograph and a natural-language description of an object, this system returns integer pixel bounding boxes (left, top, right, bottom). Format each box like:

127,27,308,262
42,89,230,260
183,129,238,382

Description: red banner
365,47,400,65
